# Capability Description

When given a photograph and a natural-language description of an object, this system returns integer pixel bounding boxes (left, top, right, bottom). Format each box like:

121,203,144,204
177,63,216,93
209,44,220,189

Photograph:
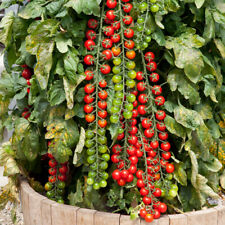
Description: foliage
0,0,224,218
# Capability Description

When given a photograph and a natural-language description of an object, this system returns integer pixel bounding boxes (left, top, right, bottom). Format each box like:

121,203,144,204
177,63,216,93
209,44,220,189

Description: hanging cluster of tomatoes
81,0,176,223
83,15,110,190
21,64,32,120
44,143,68,204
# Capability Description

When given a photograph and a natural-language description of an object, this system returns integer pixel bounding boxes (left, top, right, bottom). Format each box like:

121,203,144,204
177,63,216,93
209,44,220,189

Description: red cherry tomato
150,72,160,82
86,30,96,40
152,85,162,95
121,170,129,179
100,64,111,74
48,168,57,176
111,21,121,31
106,0,117,8
161,142,171,151
22,68,32,79
102,38,113,48
124,28,134,38
84,40,95,50
128,135,138,145
136,71,144,80
124,40,135,49
102,50,112,60
144,128,154,138
85,70,94,80
58,174,67,181
150,140,159,149
137,179,145,188
117,178,126,186
127,145,137,156
153,209,161,219
162,151,171,160
112,169,121,180
155,96,165,106
84,95,94,104
138,105,146,115
143,196,152,205
98,90,108,100
128,126,138,135
140,187,149,196
22,111,31,119
123,15,133,25
59,165,68,174
49,159,57,168
145,52,155,62
153,188,162,197
138,94,148,104
156,110,166,120
111,33,120,43
111,154,120,163
103,26,114,36
128,165,137,174
145,214,154,223
99,79,107,88
157,122,166,131
159,132,168,140
147,61,157,72
129,155,138,165
98,119,107,128
88,19,98,29
98,110,107,119
85,114,95,123
98,101,107,109
106,10,116,20
84,55,94,65
126,174,134,182
112,144,122,154
166,164,174,173
136,170,143,179
123,3,133,13
84,84,95,94
158,202,167,213
137,82,146,92
84,104,94,113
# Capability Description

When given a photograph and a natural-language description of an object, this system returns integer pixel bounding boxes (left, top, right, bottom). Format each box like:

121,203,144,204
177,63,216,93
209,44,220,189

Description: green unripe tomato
168,189,177,198
123,110,132,119
99,180,107,188
88,171,97,178
99,161,108,170
57,199,64,204
166,173,173,180
137,25,144,32
113,57,122,66
110,115,119,123
113,99,122,106
90,162,97,170
139,2,148,11
85,139,94,148
87,177,94,185
145,29,151,35
154,180,162,188
45,182,53,191
128,70,136,79
125,103,134,111
93,182,100,190
126,61,136,70
111,106,120,114
87,155,96,164
57,189,65,195
57,181,66,189
145,36,152,43
112,66,121,74
101,172,109,180
86,130,94,139
142,42,148,49
112,75,122,83
115,92,124,98
99,145,108,153
117,127,124,134
126,79,136,88
87,148,96,156
150,0,157,3
98,129,106,136
127,94,136,103
171,184,179,192
114,83,123,91
137,18,144,24
102,153,110,161
98,136,107,145
161,188,166,197
46,191,54,198
151,4,159,12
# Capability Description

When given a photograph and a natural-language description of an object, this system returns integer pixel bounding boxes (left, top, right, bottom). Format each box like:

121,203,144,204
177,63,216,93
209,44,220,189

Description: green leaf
187,147,198,188
0,11,14,48
55,33,72,54
220,169,225,189
174,105,203,130
152,28,165,46
167,69,200,105
164,115,186,138
194,103,213,120
203,9,215,43
65,0,101,17
174,162,187,186
65,103,85,120
73,127,85,166
195,0,205,8
206,119,221,139
48,80,66,106
68,179,83,205
46,0,65,15
204,155,222,173
19,0,46,19
214,39,225,59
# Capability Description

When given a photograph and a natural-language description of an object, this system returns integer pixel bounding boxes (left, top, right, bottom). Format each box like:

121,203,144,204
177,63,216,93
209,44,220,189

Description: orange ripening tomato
112,47,121,56
85,114,95,123
98,119,107,128
126,50,136,59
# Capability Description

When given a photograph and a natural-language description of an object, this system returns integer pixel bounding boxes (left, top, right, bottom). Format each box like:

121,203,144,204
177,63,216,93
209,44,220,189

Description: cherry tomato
105,18,113,24
102,39,113,48
49,175,56,183
157,122,166,131
162,152,171,160
84,104,94,113
88,19,98,29
150,72,160,82
27,88,30,94
137,179,145,188
98,90,108,100
144,128,154,138
84,40,95,50
49,159,57,168
124,40,135,49
127,145,137,156
100,64,111,74
59,165,68,174
136,170,143,179
98,101,107,109
102,50,112,60
58,174,67,181
143,196,152,205
166,164,174,173
138,94,148,104
85,114,95,123
99,79,107,88
133,100,138,107
136,149,143,158
112,169,121,180
126,50,136,59
145,214,154,223
159,132,168,140
138,105,146,115
124,28,134,38
136,71,144,80
98,110,107,119
84,95,94,104
152,85,162,95
153,188,162,197
161,142,171,151
132,109,138,118
22,68,32,79
123,3,133,13
84,84,95,94
22,111,31,119
106,10,116,20
117,178,126,186
156,110,166,120
27,79,31,86
140,187,149,196
128,165,137,174
148,150,157,157
147,61,157,72
155,96,165,106
112,46,121,56
84,55,94,65
128,126,138,135
117,132,125,140
129,155,138,165
123,15,133,25
158,202,167,213
85,70,94,80
138,208,147,219
98,119,107,128
111,154,120,163
137,82,146,92
106,0,117,8
122,0,130,2
145,52,155,62
111,21,121,30
126,174,134,182
112,144,122,154
103,26,114,36
121,170,129,179
86,30,96,40
111,33,121,43
128,135,137,145
153,209,161,219
141,119,151,129
49,168,57,176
